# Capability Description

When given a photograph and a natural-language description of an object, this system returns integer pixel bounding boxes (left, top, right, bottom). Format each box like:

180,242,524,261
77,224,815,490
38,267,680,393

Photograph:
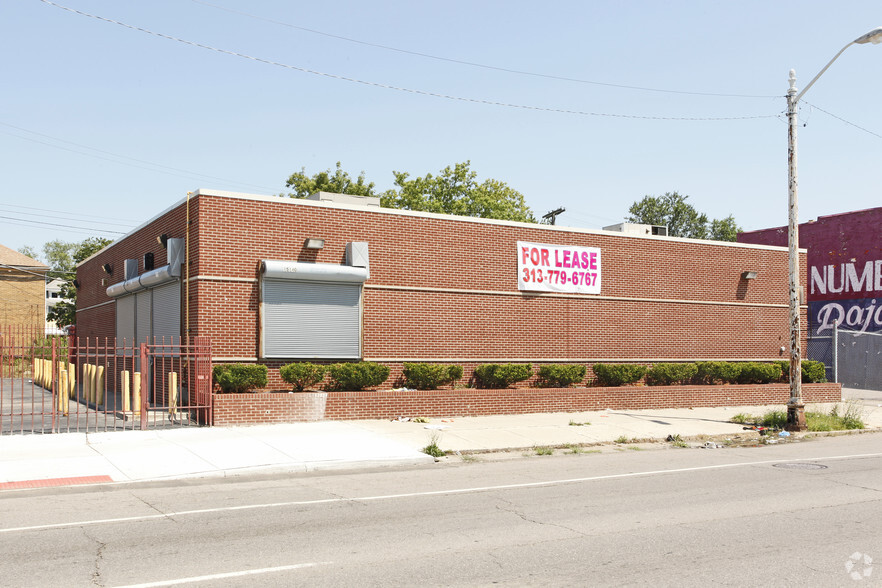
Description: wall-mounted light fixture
741,271,758,280
157,234,169,249
305,238,325,250
102,263,113,275
73,279,80,289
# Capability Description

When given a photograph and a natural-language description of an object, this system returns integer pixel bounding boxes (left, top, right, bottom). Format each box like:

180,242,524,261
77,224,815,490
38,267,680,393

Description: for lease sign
517,241,601,294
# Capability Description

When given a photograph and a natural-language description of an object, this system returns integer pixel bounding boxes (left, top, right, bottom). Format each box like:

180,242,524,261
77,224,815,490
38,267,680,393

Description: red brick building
74,189,805,392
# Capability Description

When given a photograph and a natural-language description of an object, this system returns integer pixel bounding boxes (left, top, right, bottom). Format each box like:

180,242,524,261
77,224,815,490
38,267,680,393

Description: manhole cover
773,462,828,470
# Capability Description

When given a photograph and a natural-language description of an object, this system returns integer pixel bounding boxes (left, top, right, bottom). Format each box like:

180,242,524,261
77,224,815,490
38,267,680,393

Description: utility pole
542,207,565,225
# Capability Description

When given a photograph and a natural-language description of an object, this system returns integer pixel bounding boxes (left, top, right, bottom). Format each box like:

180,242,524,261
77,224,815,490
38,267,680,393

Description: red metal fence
0,327,212,434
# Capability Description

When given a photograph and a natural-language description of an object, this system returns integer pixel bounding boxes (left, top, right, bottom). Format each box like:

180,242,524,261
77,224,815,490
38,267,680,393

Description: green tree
709,215,742,242
626,192,740,241
17,245,41,262
47,237,113,328
42,239,77,278
382,161,535,223
285,161,377,199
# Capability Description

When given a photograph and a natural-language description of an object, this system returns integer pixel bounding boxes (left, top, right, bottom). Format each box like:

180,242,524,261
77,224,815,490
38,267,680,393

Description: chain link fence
807,324,882,390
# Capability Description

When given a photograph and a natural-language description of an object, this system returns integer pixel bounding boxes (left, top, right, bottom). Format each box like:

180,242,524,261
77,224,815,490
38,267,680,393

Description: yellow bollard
59,370,69,415
132,372,141,415
95,365,105,406
121,370,130,413
56,368,64,412
168,372,178,416
83,364,93,404
68,366,76,399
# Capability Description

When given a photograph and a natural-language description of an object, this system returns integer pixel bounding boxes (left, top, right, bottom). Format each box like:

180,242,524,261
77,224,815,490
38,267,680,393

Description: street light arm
795,26,882,103
794,41,854,103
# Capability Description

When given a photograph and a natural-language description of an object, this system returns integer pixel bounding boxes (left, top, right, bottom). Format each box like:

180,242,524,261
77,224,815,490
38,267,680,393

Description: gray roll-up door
116,294,135,344
151,280,181,344
136,291,152,345
263,279,361,359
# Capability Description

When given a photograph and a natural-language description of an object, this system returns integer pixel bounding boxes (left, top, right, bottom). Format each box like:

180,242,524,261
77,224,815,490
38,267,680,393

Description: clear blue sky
2,0,881,256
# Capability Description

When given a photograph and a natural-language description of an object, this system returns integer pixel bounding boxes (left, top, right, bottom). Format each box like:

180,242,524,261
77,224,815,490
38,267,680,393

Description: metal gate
0,326,212,435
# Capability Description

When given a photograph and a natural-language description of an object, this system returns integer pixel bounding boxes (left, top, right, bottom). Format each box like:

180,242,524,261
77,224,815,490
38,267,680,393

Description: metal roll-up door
136,291,152,345
151,280,181,344
116,294,135,344
263,279,362,359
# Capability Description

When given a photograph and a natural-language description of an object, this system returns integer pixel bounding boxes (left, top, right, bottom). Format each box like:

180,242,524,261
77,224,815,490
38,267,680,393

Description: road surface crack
494,497,585,537
82,528,107,587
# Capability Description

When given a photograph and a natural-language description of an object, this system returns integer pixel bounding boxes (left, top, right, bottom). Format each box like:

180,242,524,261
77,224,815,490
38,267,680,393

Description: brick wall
77,191,807,392
210,383,841,425
0,271,46,331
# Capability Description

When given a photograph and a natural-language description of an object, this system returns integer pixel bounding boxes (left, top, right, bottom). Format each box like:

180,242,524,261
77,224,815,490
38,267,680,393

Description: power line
39,0,779,123
191,0,779,99
0,214,125,235
802,101,882,140
0,203,139,225
0,205,136,229
0,122,280,193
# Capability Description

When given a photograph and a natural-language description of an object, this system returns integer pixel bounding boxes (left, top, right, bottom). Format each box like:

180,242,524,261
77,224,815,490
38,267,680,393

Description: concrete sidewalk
1,388,880,490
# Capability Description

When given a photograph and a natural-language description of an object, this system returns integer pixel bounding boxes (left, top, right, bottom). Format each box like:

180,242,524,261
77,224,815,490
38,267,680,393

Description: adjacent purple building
739,207,882,389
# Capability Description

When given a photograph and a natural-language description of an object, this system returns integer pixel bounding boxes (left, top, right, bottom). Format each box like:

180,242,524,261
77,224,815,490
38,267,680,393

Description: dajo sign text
517,241,601,294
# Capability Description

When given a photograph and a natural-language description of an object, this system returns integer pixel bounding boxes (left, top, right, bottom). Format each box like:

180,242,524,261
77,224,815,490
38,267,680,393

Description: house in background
0,244,49,332
45,277,67,335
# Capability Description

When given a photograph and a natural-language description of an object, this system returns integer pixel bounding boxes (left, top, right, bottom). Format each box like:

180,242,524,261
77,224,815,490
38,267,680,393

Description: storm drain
773,462,829,470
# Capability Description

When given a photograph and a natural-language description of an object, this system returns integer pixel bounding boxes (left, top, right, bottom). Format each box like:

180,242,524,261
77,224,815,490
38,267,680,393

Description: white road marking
112,562,327,587
2,451,880,535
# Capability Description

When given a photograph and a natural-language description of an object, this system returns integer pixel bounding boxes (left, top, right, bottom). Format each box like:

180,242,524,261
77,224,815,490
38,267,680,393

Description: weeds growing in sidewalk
533,445,554,456
668,434,688,448
422,431,445,458
732,401,866,432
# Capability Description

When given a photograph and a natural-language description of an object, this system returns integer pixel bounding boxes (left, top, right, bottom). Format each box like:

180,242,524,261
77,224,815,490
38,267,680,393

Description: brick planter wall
210,383,841,425
213,391,327,426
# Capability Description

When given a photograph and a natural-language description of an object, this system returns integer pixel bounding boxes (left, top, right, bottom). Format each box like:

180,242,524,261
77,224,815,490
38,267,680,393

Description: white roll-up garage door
151,280,181,344
116,294,136,344
263,280,361,359
136,291,152,345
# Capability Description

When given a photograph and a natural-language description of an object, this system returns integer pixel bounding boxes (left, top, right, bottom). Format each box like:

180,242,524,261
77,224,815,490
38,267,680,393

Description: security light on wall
305,238,325,250
157,234,169,249
742,271,758,280
102,263,113,275
73,279,80,289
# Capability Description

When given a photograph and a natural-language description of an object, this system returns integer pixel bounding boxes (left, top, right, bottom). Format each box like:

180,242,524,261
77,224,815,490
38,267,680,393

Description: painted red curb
0,475,114,490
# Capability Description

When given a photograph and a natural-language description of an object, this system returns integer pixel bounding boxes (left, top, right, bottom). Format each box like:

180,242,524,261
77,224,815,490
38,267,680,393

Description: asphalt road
2,432,881,587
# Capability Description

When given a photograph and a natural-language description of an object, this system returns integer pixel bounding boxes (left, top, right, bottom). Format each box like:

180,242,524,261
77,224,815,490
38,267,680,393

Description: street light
785,26,882,431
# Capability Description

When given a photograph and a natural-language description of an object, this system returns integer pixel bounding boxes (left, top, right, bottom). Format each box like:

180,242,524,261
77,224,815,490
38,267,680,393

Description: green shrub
537,364,586,387
213,363,268,393
279,362,326,391
327,362,390,391
694,361,742,384
592,363,646,386
801,360,827,383
645,363,698,386
402,363,463,389
737,362,783,384
775,360,790,382
473,363,533,388
775,359,827,383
